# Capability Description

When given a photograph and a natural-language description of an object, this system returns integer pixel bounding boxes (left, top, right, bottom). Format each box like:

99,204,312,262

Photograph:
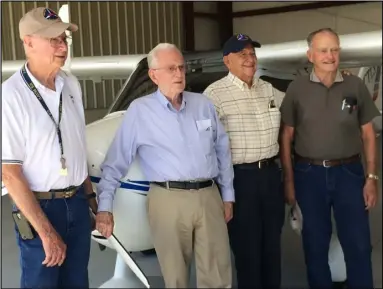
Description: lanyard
20,65,66,171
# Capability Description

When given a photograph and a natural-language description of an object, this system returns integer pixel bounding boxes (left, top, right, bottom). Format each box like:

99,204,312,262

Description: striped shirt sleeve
2,87,25,165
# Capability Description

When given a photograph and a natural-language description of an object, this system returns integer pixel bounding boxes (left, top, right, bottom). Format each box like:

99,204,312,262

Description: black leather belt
153,180,214,190
234,157,277,170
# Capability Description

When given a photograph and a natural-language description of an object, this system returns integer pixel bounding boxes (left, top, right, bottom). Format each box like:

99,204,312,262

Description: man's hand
363,179,378,210
96,211,114,238
223,202,233,223
40,230,67,267
284,180,296,206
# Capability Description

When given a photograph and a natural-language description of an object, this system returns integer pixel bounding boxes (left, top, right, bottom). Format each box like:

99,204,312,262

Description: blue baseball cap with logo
222,34,261,56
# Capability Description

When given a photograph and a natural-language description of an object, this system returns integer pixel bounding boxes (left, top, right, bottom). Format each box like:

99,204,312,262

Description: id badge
60,168,68,176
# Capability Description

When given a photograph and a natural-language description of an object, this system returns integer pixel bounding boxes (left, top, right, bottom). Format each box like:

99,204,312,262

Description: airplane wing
2,30,381,81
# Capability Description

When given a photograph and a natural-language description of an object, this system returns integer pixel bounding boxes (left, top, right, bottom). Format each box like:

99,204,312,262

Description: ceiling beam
183,2,195,51
217,2,233,47
232,1,369,18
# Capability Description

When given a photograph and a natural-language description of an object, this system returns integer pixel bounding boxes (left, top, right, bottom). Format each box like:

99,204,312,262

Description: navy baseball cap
222,34,261,56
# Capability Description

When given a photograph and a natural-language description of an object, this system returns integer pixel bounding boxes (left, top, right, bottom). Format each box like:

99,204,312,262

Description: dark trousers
228,161,285,288
294,161,373,289
13,186,92,289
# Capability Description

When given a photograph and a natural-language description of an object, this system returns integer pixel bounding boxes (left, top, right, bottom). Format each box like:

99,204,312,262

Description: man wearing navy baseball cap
204,34,286,289
222,33,261,56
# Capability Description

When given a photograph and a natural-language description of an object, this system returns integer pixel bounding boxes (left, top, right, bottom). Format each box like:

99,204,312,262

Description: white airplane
2,28,382,288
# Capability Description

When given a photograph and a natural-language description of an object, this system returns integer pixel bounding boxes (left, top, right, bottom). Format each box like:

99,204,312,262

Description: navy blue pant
294,161,373,289
228,162,285,288
13,186,91,289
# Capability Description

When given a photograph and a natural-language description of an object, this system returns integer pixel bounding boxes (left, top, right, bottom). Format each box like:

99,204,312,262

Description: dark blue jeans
13,186,91,288
294,161,373,289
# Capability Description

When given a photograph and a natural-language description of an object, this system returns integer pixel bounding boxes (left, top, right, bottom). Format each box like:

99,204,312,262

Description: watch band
366,173,379,180
86,192,97,199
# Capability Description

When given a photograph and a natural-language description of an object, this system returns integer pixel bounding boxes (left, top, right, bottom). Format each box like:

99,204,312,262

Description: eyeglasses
49,36,71,47
152,64,186,74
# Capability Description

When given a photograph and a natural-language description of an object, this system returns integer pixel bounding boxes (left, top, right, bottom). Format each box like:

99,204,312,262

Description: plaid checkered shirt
204,72,285,165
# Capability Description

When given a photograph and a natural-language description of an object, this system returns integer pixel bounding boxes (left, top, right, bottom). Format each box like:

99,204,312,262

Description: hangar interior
1,1,382,288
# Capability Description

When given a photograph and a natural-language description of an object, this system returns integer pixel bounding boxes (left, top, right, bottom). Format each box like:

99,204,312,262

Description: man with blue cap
204,34,286,288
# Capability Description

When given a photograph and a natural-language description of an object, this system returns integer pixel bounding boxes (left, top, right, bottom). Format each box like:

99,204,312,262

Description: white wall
233,2,382,44
193,2,221,51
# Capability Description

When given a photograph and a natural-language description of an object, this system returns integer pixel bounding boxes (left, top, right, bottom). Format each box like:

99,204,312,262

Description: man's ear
223,55,230,69
148,69,158,85
23,36,33,48
306,49,313,63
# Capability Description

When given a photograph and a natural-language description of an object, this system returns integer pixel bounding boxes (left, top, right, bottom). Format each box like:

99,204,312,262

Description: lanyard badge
20,65,68,176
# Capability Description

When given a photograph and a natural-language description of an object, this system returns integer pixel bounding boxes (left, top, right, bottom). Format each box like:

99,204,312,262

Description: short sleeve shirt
2,64,88,191
280,70,380,159
204,72,285,164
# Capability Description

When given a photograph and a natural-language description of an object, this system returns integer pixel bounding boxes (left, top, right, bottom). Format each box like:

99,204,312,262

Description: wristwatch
86,192,97,199
366,173,379,181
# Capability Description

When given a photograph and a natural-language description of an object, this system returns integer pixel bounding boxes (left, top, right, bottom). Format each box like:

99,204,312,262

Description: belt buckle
189,180,198,191
322,160,330,168
63,190,74,198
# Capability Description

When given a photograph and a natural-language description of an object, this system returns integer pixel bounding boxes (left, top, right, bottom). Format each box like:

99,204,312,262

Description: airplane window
259,75,293,93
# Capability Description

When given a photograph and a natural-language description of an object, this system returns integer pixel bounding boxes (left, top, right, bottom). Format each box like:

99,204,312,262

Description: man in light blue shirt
96,43,234,288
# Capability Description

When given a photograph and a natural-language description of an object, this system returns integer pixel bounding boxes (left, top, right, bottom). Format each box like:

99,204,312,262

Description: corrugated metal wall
1,1,184,110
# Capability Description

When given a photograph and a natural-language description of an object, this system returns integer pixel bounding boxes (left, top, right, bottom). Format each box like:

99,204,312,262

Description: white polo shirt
2,63,88,192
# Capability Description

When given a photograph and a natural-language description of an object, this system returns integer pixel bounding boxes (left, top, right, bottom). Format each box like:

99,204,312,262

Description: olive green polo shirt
280,70,380,160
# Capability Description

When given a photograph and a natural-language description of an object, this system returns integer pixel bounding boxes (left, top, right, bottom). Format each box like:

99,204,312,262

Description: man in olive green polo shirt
280,28,379,289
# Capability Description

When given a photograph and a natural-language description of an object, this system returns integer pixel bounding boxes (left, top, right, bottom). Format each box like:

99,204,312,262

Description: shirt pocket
196,119,213,155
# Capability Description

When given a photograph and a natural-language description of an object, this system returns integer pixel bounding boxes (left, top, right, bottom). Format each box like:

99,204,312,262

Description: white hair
147,43,181,68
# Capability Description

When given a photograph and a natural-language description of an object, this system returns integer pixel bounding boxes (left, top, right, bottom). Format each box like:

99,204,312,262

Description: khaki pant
146,183,232,288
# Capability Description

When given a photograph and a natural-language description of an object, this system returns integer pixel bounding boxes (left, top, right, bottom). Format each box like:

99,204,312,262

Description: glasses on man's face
49,36,71,48
153,64,186,74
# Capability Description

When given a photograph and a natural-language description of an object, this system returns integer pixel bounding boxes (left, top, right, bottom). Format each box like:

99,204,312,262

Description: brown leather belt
32,186,80,200
294,154,360,167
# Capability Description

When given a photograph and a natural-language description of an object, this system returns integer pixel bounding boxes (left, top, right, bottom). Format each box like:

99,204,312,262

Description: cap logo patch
43,8,58,20
237,34,249,41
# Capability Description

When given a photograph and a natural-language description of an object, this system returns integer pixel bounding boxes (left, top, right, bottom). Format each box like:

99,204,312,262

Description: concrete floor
1,138,382,288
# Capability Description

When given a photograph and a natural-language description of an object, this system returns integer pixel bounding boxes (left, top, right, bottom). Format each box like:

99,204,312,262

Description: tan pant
146,183,232,288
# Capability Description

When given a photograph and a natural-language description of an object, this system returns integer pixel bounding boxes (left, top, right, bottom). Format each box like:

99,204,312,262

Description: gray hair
306,28,340,47
147,43,181,68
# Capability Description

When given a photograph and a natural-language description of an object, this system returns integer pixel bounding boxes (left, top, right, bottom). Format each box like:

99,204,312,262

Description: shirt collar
227,71,259,91
310,69,344,83
24,62,65,93
155,88,186,111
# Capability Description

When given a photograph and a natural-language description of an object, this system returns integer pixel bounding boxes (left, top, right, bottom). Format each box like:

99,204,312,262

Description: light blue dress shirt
97,89,235,212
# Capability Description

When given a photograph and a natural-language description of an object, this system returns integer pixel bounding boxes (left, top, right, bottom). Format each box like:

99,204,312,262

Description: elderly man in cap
204,34,286,288
2,7,96,288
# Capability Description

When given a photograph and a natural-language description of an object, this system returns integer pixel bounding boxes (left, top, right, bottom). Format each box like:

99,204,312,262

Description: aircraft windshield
110,56,293,112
